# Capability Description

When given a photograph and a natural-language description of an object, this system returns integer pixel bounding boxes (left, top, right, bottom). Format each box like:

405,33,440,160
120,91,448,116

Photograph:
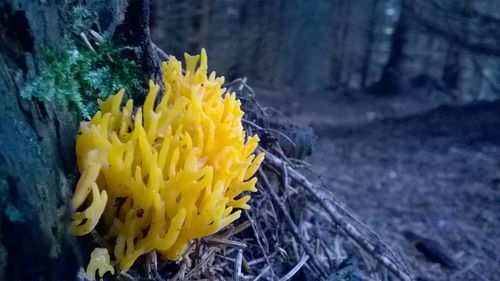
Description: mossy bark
0,0,128,279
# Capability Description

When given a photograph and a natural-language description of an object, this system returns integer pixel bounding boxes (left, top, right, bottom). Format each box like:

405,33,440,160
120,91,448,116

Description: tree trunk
0,1,128,279
375,3,408,94
338,0,352,88
361,0,379,88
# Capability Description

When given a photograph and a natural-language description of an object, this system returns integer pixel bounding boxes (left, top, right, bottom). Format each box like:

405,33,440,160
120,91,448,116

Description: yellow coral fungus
71,49,264,271
86,248,114,279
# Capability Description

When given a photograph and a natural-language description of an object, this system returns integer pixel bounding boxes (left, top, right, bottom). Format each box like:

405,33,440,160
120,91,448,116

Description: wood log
0,1,128,279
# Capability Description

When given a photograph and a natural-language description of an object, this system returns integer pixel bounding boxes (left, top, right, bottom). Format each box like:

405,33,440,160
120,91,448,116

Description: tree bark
0,1,128,279
375,3,408,94
361,0,379,88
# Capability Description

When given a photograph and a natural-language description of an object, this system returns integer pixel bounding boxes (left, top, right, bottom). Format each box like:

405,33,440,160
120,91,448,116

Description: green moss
65,4,93,35
20,5,143,119
21,36,143,119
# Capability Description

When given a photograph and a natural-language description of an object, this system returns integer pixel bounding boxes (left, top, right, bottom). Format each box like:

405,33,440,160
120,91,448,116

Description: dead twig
76,268,91,281
117,271,136,281
153,42,169,61
80,32,96,52
252,265,271,281
242,119,297,148
89,29,104,42
170,263,187,281
202,237,247,248
279,254,310,281
146,251,163,281
234,249,243,281
243,210,278,280
262,148,414,281
185,248,217,279
258,169,328,279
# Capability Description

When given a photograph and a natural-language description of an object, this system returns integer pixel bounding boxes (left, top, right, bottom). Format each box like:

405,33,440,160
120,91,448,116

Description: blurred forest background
151,1,500,280
151,0,500,101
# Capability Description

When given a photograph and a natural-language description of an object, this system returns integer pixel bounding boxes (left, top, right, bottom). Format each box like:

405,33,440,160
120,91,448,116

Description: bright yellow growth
86,248,114,279
71,49,264,272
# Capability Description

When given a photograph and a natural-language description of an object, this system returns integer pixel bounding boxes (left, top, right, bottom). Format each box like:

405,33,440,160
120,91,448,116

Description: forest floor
256,87,500,281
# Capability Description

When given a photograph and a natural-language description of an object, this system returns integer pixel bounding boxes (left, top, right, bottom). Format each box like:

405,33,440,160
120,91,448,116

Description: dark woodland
0,0,499,280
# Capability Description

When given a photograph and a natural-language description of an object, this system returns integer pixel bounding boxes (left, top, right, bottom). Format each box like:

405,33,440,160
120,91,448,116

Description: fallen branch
262,148,414,281
258,169,328,279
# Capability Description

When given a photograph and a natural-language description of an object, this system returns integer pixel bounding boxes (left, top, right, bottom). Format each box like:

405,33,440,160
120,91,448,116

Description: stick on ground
262,148,414,281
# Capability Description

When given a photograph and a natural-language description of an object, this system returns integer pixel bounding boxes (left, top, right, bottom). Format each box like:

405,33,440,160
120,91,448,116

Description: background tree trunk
361,0,379,88
375,3,408,94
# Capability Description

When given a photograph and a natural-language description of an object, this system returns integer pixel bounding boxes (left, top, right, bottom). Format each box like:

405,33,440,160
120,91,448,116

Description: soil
255,86,500,281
